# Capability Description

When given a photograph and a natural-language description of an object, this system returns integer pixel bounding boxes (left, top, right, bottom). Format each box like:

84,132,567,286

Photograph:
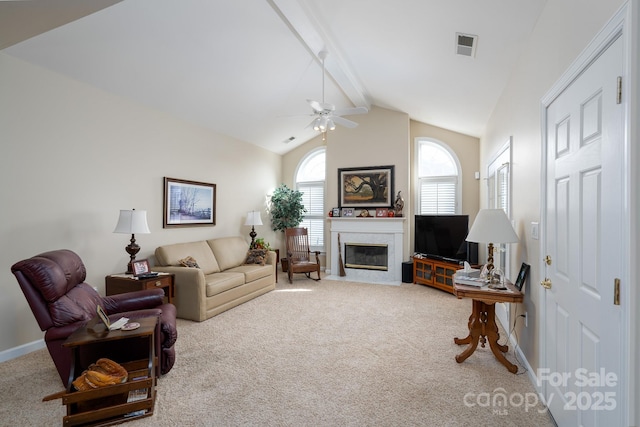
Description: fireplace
329,217,405,285
344,243,388,271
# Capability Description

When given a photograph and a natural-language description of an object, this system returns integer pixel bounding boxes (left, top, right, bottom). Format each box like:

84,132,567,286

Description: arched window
416,139,461,214
295,147,325,251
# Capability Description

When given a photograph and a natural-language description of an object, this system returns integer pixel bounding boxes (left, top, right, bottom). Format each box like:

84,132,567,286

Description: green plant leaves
268,184,307,232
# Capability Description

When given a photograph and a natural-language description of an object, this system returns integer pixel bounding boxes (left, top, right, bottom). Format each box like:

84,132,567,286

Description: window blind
297,182,324,249
419,178,457,214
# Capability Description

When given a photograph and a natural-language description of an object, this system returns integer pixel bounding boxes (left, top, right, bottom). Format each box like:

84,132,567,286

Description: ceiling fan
307,50,367,132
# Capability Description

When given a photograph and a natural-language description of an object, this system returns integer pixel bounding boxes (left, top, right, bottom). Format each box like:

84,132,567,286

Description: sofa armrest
267,250,277,277
153,266,207,321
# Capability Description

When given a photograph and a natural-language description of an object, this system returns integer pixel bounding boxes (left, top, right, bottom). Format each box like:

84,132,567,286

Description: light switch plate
531,222,539,240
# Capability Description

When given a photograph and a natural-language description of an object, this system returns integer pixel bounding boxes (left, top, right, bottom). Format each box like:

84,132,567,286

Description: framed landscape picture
338,165,394,208
163,177,216,228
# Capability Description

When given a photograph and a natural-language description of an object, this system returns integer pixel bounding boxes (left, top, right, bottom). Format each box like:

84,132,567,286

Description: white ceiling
1,0,547,154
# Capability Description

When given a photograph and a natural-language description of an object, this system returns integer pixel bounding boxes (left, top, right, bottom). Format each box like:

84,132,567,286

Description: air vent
283,136,296,144
456,33,478,57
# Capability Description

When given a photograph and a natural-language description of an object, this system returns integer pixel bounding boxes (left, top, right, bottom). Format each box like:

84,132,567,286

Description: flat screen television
414,215,477,264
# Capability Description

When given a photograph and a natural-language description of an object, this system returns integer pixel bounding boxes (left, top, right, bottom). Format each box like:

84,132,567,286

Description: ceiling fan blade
332,115,359,128
333,106,368,116
307,99,335,112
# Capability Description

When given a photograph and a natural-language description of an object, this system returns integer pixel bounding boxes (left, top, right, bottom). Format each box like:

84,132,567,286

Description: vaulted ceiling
1,0,547,154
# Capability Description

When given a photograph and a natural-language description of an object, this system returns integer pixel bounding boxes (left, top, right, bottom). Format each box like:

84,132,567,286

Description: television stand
413,255,465,294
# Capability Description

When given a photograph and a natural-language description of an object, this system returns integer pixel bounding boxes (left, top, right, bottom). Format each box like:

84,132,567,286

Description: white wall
0,53,281,354
481,0,633,415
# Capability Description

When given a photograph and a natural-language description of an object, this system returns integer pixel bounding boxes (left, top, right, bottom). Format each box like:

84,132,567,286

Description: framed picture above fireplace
338,165,394,209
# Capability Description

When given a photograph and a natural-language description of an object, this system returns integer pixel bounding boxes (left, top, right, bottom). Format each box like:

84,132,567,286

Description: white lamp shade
244,210,263,226
466,209,518,244
113,209,151,234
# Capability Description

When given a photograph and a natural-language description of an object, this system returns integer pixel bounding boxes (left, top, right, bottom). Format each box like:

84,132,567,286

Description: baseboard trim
0,339,45,363
498,316,545,404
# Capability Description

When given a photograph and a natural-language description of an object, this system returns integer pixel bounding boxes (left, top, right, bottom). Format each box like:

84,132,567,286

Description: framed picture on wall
338,165,394,208
163,177,216,228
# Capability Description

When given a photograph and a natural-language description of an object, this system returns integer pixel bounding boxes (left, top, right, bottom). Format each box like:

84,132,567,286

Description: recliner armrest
101,289,165,313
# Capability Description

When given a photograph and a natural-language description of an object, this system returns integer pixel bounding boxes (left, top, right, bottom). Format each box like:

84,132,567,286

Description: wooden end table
106,273,174,304
55,316,158,425
452,276,523,373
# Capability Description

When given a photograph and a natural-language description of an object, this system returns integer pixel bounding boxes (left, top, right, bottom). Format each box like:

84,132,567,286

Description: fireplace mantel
328,217,406,285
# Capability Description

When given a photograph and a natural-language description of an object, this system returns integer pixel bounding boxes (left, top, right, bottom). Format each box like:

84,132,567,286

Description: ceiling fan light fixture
313,116,331,132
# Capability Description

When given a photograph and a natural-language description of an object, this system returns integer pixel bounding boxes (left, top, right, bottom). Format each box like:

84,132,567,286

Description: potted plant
252,237,271,251
268,184,306,272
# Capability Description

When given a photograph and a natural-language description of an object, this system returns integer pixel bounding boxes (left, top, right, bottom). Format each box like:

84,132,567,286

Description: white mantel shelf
328,217,406,285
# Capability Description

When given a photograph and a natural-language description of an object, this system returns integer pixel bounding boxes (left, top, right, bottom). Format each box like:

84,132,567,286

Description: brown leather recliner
11,249,177,385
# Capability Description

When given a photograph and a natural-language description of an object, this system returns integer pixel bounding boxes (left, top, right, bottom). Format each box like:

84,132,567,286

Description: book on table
454,268,488,287
455,276,489,287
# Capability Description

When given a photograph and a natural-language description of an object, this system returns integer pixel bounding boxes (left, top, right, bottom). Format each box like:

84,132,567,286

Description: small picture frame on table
376,208,388,217
132,259,151,277
342,208,354,217
514,262,530,292
332,207,341,217
97,305,111,330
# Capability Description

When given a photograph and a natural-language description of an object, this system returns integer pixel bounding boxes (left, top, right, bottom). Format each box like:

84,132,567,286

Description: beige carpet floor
0,276,555,426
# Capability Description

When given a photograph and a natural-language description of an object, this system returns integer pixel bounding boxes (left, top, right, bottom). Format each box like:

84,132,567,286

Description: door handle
541,278,552,289
544,255,552,265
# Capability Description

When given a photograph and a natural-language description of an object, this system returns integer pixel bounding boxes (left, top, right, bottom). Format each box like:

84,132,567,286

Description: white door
542,34,624,426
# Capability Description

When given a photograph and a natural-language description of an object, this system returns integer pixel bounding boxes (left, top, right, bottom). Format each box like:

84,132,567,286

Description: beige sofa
153,236,276,321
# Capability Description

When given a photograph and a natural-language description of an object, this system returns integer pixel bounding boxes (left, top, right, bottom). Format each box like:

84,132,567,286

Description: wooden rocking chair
285,227,321,283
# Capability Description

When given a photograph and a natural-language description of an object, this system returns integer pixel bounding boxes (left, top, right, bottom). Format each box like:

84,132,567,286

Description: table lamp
466,209,519,274
113,209,151,274
245,210,263,248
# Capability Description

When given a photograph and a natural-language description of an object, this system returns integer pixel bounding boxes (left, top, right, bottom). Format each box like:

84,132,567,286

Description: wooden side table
55,316,158,425
106,273,174,304
452,276,523,373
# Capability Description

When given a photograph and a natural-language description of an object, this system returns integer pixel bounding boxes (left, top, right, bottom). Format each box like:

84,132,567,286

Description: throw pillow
179,256,200,268
245,249,267,266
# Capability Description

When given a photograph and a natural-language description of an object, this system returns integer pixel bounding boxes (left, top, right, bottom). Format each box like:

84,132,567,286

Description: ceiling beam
268,0,370,109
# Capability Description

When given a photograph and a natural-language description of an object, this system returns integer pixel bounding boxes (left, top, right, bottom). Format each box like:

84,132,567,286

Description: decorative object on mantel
338,165,395,209
358,209,371,217
113,209,150,274
245,210,263,248
394,191,405,217
163,177,216,228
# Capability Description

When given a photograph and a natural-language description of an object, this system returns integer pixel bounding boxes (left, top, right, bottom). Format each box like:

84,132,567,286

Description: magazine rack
44,316,158,426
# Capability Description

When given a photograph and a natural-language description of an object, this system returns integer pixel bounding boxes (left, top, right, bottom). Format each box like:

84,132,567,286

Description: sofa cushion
227,264,273,283
207,237,250,271
204,272,245,297
245,249,267,266
155,241,220,275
